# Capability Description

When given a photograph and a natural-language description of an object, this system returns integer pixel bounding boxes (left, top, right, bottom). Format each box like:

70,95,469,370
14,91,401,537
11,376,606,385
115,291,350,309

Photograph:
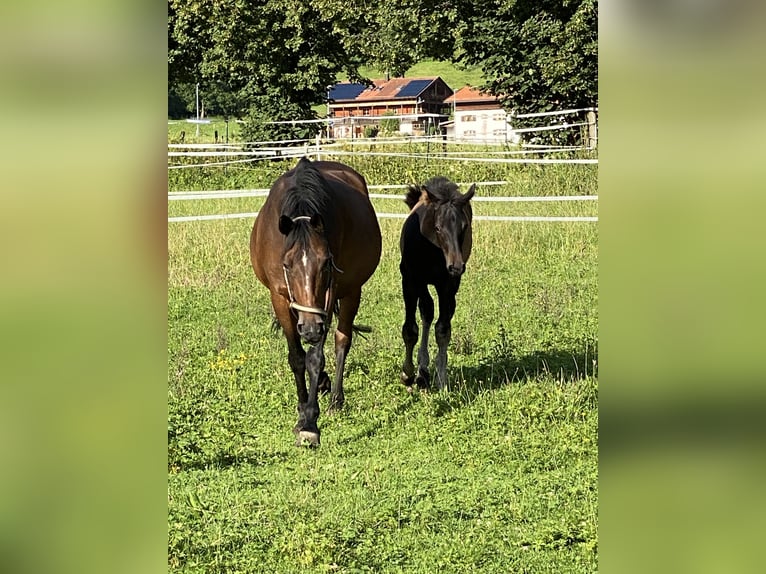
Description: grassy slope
359,59,485,90
168,159,598,572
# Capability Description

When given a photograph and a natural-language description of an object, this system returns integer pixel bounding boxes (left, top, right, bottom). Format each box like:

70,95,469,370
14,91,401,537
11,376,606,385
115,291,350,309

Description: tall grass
168,157,598,572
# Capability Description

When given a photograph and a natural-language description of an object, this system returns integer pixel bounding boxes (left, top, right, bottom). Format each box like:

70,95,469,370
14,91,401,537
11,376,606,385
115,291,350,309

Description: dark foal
399,176,475,390
250,157,381,445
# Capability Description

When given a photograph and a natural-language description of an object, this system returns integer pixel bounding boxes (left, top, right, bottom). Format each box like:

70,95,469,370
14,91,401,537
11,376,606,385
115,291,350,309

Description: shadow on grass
335,385,422,446
432,345,597,416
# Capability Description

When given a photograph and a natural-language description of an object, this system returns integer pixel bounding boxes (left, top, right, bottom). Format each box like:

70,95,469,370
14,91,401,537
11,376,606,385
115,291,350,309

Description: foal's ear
461,183,476,203
404,185,425,209
310,213,324,233
278,215,294,235
423,185,438,204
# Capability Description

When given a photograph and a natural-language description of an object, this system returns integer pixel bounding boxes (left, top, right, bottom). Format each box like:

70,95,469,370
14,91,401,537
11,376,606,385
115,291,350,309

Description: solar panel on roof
329,83,367,101
396,79,433,98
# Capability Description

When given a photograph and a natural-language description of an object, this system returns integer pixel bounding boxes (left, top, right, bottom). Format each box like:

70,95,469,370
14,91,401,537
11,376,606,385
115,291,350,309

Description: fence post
316,132,321,161
586,111,597,149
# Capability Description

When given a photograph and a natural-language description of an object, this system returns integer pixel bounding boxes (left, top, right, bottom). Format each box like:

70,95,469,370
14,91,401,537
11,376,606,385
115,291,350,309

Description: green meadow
168,151,598,572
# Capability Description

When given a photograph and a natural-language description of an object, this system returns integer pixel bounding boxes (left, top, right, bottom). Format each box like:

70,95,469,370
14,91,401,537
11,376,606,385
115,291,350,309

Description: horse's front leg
434,283,458,391
415,286,434,389
272,294,309,434
297,336,327,446
329,290,361,412
400,272,420,388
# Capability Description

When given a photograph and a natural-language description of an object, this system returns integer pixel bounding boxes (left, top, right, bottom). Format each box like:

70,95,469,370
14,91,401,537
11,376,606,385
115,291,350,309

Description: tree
168,0,366,132
239,96,320,146
168,1,466,125
455,0,597,142
357,1,460,77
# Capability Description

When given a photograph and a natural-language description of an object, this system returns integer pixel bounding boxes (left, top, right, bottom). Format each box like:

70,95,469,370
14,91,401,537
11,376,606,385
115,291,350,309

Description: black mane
422,176,461,203
281,158,333,219
280,158,335,244
405,176,462,209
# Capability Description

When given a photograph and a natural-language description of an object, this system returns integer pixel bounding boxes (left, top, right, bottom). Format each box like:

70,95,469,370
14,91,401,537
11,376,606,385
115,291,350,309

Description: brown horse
399,176,475,390
250,157,382,446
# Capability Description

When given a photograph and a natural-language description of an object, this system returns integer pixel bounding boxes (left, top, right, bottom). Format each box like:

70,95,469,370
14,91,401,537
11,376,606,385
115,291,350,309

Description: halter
283,216,343,318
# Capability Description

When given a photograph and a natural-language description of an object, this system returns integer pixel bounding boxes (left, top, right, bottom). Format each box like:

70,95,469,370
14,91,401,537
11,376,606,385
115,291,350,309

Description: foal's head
408,176,475,277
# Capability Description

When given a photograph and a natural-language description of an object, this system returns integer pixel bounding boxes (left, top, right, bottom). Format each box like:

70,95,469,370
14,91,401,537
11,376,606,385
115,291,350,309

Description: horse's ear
461,184,476,203
404,185,425,209
278,215,293,235
310,213,324,233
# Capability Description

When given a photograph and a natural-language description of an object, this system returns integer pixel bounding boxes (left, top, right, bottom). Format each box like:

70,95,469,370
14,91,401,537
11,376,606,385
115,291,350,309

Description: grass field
168,156,598,572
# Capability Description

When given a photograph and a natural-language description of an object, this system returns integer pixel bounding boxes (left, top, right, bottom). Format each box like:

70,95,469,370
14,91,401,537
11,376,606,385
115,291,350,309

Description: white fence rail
168,212,597,223
168,181,598,223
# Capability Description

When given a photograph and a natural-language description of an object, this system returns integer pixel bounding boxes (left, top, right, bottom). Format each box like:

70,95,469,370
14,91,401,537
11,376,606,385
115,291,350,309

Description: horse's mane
281,158,333,219
405,176,462,209
279,158,336,247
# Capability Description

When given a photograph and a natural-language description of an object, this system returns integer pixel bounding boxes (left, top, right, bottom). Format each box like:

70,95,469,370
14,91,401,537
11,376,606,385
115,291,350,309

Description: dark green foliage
169,1,597,143
168,0,363,137
353,0,461,77
455,0,597,143
239,96,320,146
379,112,400,135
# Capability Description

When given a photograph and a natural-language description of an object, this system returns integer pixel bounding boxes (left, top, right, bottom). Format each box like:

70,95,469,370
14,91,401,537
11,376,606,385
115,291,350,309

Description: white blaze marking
302,250,312,299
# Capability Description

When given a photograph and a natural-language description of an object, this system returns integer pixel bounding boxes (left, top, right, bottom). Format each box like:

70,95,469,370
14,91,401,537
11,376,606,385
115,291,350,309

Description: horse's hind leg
329,290,361,412
400,275,419,388
415,287,434,389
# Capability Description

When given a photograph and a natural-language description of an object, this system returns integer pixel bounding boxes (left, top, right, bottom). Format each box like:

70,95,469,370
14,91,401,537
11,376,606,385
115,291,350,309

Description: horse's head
278,213,334,345
416,179,476,277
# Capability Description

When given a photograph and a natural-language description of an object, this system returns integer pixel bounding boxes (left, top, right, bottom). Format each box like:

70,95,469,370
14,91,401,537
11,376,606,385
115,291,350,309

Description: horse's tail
404,185,424,209
270,313,282,334
332,301,372,339
351,323,372,339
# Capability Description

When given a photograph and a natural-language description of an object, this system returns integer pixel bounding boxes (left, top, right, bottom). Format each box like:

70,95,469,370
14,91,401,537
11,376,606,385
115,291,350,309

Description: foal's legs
330,289,362,412
400,274,420,387
434,282,458,390
415,287,434,388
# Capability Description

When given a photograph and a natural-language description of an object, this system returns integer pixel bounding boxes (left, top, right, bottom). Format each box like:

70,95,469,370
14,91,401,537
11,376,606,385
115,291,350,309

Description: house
442,86,519,144
327,77,453,138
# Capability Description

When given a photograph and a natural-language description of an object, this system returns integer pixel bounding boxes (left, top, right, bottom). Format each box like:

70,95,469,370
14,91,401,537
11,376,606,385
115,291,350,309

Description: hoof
415,371,430,390
294,430,320,447
400,371,415,388
318,371,331,395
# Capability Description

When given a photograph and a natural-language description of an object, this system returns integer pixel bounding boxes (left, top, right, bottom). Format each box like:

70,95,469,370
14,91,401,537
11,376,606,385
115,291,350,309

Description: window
493,113,506,122
464,129,476,136
461,115,476,122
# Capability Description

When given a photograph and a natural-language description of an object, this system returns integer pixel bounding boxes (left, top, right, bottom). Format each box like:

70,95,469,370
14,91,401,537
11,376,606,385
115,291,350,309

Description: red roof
444,86,499,104
356,78,416,101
